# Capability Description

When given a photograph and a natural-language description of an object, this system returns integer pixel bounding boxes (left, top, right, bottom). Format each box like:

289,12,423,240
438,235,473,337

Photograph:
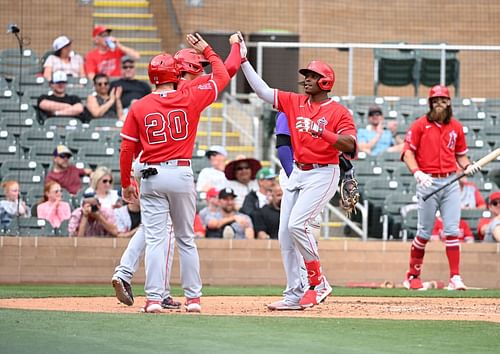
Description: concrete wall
1,237,499,288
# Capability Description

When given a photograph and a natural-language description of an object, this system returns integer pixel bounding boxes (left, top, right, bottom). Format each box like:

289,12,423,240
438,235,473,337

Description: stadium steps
93,0,161,78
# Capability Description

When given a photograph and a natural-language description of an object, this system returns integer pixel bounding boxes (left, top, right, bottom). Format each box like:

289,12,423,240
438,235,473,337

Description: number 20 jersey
120,81,221,163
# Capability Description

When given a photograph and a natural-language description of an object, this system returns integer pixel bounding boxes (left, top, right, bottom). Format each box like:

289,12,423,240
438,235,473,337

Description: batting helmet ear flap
317,77,334,91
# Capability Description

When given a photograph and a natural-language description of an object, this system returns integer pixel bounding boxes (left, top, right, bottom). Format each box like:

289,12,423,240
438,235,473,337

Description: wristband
411,168,419,174
463,163,471,170
241,57,248,64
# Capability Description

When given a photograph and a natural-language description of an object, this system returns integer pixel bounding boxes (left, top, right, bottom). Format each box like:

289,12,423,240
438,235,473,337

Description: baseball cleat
112,276,134,306
141,300,162,313
315,276,333,304
447,275,467,291
299,289,318,308
161,296,182,309
185,297,201,313
267,300,303,311
403,273,427,291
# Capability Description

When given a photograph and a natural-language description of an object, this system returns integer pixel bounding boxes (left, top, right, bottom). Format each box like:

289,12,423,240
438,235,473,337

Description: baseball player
119,33,230,313
239,35,357,309
401,85,479,291
112,37,243,310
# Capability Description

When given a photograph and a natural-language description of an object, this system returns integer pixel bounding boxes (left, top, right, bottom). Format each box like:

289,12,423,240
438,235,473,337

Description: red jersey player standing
239,34,357,309
119,33,230,313
401,85,480,291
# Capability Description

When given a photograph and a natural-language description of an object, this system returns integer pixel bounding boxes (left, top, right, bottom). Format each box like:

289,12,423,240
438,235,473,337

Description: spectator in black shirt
37,71,84,122
252,183,282,239
110,56,151,112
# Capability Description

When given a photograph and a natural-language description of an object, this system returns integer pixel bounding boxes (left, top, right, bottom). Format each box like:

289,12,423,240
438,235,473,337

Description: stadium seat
77,145,117,169
0,159,45,180
401,208,419,239
0,48,40,78
374,44,418,96
66,130,106,153
43,117,82,138
26,144,57,167
4,217,53,236
0,113,40,138
0,140,22,160
2,170,44,190
87,118,123,131
19,129,61,152
416,48,460,96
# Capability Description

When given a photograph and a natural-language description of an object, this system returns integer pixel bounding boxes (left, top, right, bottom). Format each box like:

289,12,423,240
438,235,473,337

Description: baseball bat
422,148,500,201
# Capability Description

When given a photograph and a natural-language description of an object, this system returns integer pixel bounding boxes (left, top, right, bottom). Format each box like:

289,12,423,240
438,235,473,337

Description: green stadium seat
374,44,418,96
416,48,460,96
0,159,45,180
4,217,53,236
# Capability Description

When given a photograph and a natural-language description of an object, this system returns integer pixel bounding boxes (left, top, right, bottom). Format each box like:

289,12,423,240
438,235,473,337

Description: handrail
324,200,368,240
249,41,500,97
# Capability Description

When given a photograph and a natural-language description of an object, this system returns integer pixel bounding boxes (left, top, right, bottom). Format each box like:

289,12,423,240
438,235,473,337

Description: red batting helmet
148,53,180,85
299,60,335,91
428,85,450,100
174,48,208,75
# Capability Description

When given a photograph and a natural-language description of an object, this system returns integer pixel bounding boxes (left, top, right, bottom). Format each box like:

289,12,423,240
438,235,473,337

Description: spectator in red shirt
85,26,140,80
477,191,500,242
432,212,474,243
45,145,92,195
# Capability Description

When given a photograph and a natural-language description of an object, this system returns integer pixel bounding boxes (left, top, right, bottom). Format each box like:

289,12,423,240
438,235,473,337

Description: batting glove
296,117,322,137
238,32,247,58
414,170,433,188
464,162,481,176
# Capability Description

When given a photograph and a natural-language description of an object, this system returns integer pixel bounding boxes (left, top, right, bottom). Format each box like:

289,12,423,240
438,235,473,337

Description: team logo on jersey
447,130,457,150
197,83,212,90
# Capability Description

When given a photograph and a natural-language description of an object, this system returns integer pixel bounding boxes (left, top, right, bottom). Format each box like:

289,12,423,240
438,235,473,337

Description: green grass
1,309,498,354
0,284,499,299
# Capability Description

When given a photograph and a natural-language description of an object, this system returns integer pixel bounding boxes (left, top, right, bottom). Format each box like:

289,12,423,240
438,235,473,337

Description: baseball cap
121,56,135,64
51,71,68,84
489,191,500,203
206,187,219,199
53,145,73,157
219,188,237,199
368,104,383,116
256,167,277,180
205,145,228,158
93,25,112,38
52,35,71,51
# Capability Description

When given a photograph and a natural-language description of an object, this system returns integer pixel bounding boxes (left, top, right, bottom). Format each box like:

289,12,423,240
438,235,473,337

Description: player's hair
426,104,453,124
93,73,109,85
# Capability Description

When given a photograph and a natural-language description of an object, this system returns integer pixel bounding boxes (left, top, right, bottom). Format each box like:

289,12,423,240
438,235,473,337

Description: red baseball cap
93,25,112,38
206,188,219,199
489,191,500,203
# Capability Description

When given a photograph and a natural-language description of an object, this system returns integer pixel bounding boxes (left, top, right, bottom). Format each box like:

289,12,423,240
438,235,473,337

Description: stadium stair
93,0,162,80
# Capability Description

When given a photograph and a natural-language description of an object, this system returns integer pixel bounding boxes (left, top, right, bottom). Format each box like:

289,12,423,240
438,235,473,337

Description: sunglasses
52,189,62,193
122,65,134,69
101,179,113,184
96,82,109,86
491,200,499,206
236,165,251,171
58,154,71,159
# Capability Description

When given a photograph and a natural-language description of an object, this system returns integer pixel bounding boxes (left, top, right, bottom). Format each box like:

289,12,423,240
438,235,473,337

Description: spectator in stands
86,73,123,120
205,188,254,239
252,183,282,239
85,26,140,80
37,71,84,122
68,191,117,237
46,145,92,196
458,168,486,209
477,191,500,242
36,181,72,229
87,166,120,209
110,56,151,115
43,35,85,81
0,180,29,227
114,194,141,238
432,211,474,243
224,155,261,210
240,167,276,217
357,105,403,156
199,187,221,237
194,213,206,238
196,145,228,192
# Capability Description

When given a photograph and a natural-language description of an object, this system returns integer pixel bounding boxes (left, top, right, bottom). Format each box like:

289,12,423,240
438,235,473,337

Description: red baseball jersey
402,116,468,174
274,92,356,164
121,82,221,163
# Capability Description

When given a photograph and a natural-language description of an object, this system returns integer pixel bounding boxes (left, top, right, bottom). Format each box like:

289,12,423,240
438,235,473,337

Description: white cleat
447,275,467,291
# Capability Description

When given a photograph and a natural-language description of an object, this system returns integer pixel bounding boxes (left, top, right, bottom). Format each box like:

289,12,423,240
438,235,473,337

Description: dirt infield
0,296,499,322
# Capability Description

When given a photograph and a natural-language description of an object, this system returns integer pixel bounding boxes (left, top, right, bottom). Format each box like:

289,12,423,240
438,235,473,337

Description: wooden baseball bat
422,148,500,201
